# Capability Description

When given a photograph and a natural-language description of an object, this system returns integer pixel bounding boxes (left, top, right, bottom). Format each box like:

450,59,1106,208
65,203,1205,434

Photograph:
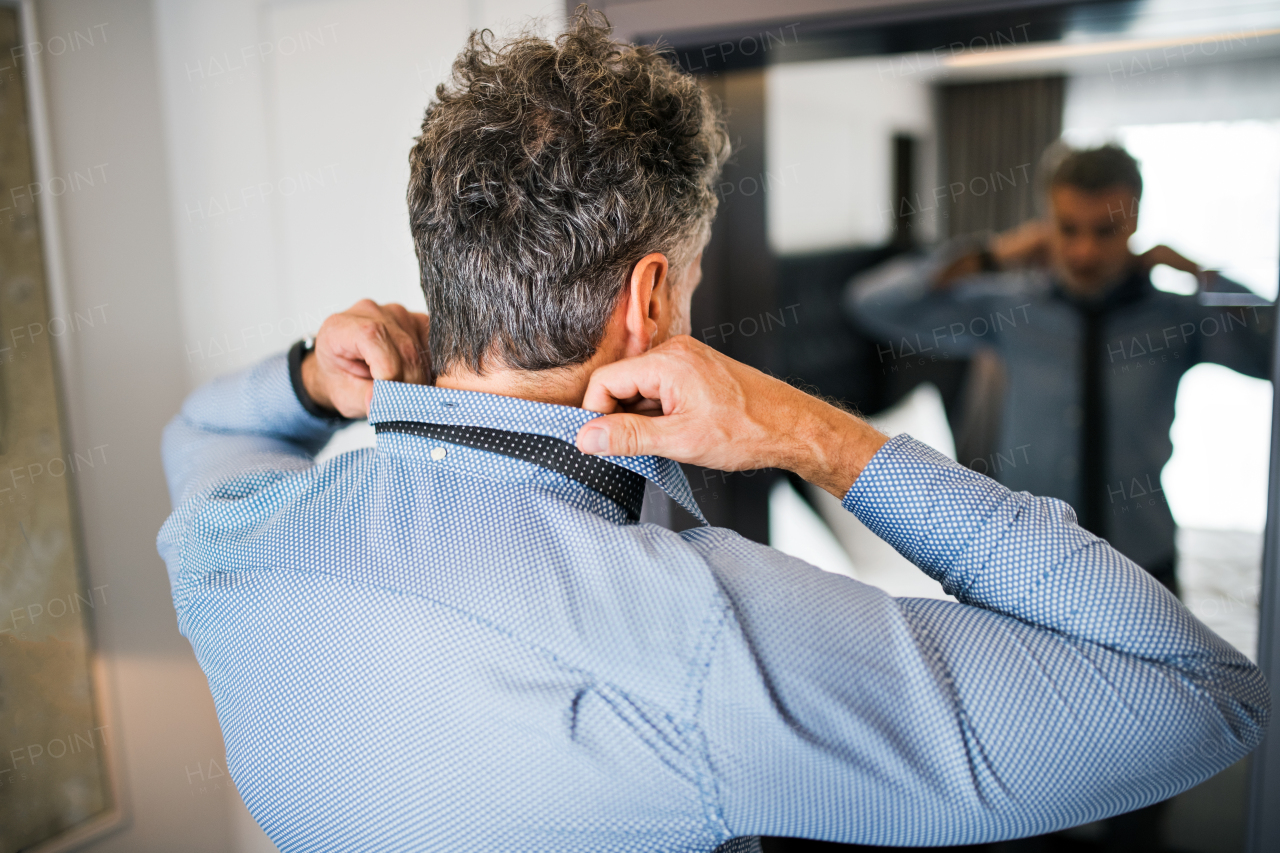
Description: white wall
31,0,236,851
154,0,562,388
766,55,937,254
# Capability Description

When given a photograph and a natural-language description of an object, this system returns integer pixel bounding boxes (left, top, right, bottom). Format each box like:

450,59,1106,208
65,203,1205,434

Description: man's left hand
1139,244,1200,275
302,299,431,419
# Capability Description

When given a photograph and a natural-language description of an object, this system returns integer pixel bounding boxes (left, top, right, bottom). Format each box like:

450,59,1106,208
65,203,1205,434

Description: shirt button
431,447,446,461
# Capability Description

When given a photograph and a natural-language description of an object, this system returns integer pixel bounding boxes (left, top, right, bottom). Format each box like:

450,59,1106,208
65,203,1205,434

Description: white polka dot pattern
375,420,647,520
156,352,1268,852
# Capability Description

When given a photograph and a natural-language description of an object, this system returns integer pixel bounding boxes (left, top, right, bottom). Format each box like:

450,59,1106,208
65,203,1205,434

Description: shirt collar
1052,264,1152,311
368,380,708,525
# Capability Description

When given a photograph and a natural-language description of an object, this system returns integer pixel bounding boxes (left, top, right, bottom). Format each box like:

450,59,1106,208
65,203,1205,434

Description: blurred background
1,0,1278,851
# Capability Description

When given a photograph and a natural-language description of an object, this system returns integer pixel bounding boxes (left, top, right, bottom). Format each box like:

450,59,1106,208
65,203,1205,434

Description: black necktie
1079,305,1106,538
374,420,647,521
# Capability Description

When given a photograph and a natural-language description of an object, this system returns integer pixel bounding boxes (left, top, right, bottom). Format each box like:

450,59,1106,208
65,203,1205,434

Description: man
158,16,1267,853
845,144,1273,596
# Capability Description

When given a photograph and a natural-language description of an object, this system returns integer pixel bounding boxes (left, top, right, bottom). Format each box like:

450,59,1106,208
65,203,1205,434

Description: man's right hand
302,299,431,419
989,219,1053,269
935,220,1052,289
574,337,888,498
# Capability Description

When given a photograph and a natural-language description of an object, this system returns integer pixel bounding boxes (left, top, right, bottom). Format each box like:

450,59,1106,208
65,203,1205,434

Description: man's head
1046,144,1143,297
407,12,729,389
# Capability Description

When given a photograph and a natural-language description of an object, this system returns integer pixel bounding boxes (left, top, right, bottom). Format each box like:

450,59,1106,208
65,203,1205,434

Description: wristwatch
288,338,347,422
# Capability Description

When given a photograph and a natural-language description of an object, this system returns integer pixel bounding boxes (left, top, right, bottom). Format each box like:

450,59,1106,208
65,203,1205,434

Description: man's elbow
159,413,200,507
1224,659,1270,753
1174,656,1271,785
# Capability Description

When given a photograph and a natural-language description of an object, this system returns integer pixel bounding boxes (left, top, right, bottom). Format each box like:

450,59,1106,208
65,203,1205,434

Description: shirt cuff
840,433,934,511
839,433,1004,586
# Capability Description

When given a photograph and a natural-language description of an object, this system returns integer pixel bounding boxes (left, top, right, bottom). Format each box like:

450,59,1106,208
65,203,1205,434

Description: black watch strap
288,339,349,423
976,247,1000,272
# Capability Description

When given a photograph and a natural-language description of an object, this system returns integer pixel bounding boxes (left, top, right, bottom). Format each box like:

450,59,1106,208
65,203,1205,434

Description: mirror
757,3,1280,851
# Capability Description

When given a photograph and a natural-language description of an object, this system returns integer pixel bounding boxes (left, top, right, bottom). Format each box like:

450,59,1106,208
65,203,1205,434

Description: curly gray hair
407,9,730,376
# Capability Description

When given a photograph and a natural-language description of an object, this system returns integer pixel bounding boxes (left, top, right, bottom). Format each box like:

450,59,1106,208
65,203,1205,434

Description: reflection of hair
408,9,730,375
1050,143,1143,201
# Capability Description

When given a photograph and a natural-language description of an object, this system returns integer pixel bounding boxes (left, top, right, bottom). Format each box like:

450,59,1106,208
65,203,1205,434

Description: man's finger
375,304,431,384
415,313,431,350
576,412,671,457
350,318,404,381
406,310,431,353
328,378,375,419
580,351,671,415
378,307,429,384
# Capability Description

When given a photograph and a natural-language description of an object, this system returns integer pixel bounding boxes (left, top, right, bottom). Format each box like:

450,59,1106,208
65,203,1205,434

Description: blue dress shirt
158,350,1268,852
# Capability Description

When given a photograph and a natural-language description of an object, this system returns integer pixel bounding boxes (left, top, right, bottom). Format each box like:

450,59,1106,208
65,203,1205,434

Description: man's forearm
776,394,888,499
158,349,352,597
842,242,998,360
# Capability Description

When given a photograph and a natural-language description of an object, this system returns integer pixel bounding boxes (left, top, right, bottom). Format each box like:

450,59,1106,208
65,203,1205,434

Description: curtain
939,76,1065,238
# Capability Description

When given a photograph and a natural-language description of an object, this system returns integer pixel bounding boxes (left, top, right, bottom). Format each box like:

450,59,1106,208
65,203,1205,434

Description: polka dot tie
375,420,647,521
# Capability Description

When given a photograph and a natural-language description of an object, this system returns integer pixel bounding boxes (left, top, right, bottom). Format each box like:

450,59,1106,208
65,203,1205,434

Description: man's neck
434,364,594,408
1057,256,1142,302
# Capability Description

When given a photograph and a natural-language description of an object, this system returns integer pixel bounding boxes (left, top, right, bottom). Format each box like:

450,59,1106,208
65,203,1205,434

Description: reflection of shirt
846,250,1273,569
157,351,1266,851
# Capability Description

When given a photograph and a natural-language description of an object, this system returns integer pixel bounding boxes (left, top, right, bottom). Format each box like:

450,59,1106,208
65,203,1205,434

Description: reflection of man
847,145,1272,595
157,21,1266,852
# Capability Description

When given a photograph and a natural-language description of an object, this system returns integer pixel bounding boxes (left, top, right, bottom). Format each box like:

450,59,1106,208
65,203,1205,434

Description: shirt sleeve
694,435,1268,847
1192,275,1273,379
156,351,349,594
843,243,1012,360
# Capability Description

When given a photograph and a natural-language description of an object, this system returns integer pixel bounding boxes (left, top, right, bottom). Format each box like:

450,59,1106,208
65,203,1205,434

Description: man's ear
623,252,669,357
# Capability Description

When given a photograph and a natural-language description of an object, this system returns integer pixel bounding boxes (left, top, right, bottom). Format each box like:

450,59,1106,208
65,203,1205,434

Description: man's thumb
575,413,662,457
